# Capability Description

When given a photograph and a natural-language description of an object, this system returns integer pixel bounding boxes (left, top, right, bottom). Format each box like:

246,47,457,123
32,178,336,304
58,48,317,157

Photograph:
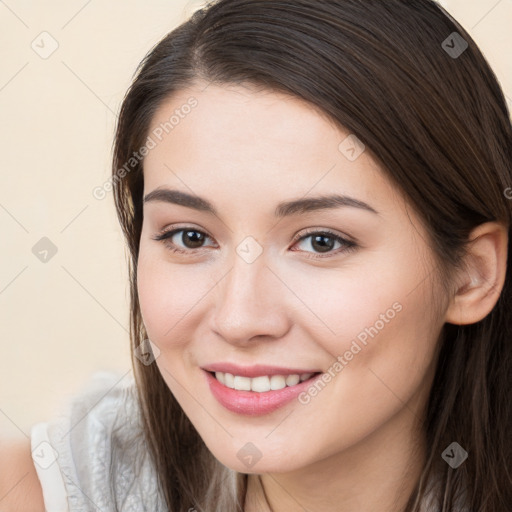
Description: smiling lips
202,363,323,415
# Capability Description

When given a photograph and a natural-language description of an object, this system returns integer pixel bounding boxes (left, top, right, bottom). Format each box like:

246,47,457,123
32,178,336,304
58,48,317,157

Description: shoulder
37,370,167,511
0,372,132,512
0,435,45,512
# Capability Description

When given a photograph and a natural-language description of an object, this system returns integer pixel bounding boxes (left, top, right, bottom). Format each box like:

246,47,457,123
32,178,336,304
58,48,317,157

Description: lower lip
203,370,322,416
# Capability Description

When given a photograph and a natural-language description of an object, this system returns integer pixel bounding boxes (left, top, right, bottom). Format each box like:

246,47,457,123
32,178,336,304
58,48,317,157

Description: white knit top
30,371,167,512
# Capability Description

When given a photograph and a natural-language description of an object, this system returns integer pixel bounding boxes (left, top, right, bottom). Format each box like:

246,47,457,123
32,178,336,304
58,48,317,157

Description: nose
209,252,292,345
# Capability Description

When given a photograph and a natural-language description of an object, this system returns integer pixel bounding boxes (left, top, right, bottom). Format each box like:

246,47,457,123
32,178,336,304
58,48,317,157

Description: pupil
312,234,334,253
184,231,204,248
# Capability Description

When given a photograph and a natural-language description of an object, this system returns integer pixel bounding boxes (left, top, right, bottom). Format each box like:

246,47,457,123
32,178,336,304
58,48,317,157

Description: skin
136,81,508,512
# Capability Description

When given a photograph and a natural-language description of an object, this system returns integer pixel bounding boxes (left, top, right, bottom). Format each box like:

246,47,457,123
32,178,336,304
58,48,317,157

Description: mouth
203,369,324,416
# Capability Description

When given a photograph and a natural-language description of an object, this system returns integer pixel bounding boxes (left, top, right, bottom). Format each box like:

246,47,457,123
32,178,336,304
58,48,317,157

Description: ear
444,221,508,325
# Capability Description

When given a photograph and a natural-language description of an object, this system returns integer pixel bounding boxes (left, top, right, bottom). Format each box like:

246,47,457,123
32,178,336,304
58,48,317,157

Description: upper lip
202,363,322,378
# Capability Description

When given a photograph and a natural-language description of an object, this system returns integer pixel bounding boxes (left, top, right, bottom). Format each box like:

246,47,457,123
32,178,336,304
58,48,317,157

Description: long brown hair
111,1,512,510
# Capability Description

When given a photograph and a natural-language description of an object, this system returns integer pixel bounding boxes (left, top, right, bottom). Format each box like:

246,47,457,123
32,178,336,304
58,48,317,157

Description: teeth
286,374,300,386
270,375,286,390
233,376,252,391
214,372,315,392
253,376,272,392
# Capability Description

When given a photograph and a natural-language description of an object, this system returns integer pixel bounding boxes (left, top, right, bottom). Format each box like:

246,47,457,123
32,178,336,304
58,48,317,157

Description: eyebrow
143,187,379,217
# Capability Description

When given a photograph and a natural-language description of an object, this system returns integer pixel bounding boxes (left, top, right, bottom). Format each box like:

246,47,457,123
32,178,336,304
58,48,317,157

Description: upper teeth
214,372,314,392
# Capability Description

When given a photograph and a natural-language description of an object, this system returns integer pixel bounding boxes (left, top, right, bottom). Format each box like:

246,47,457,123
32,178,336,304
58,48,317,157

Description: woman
4,0,511,511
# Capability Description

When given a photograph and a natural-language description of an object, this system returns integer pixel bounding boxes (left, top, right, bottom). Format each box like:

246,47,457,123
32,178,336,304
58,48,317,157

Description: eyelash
151,226,358,259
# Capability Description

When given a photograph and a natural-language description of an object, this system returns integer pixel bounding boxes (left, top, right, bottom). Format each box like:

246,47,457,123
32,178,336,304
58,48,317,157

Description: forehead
142,82,400,211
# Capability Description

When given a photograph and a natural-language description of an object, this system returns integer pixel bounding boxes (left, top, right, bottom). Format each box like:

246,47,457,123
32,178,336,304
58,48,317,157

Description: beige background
1,0,511,438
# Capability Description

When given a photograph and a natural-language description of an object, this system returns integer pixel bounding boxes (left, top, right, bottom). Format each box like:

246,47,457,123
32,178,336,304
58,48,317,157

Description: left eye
152,228,357,257
292,231,356,255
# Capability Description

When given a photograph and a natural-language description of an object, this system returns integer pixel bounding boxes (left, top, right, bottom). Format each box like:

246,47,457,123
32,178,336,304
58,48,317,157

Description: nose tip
209,261,291,345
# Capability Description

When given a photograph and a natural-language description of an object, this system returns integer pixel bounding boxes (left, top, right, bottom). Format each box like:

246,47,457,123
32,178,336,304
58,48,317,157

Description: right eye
152,227,217,254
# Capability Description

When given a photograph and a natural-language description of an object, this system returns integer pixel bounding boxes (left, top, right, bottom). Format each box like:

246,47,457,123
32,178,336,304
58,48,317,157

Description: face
137,81,448,474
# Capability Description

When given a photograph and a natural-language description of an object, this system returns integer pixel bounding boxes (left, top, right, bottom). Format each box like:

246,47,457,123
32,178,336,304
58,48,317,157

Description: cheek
287,271,441,458
308,270,441,424
136,248,211,345
290,250,441,379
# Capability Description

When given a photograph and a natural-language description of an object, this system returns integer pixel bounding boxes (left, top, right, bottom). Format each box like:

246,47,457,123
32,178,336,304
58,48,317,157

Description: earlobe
444,221,508,326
